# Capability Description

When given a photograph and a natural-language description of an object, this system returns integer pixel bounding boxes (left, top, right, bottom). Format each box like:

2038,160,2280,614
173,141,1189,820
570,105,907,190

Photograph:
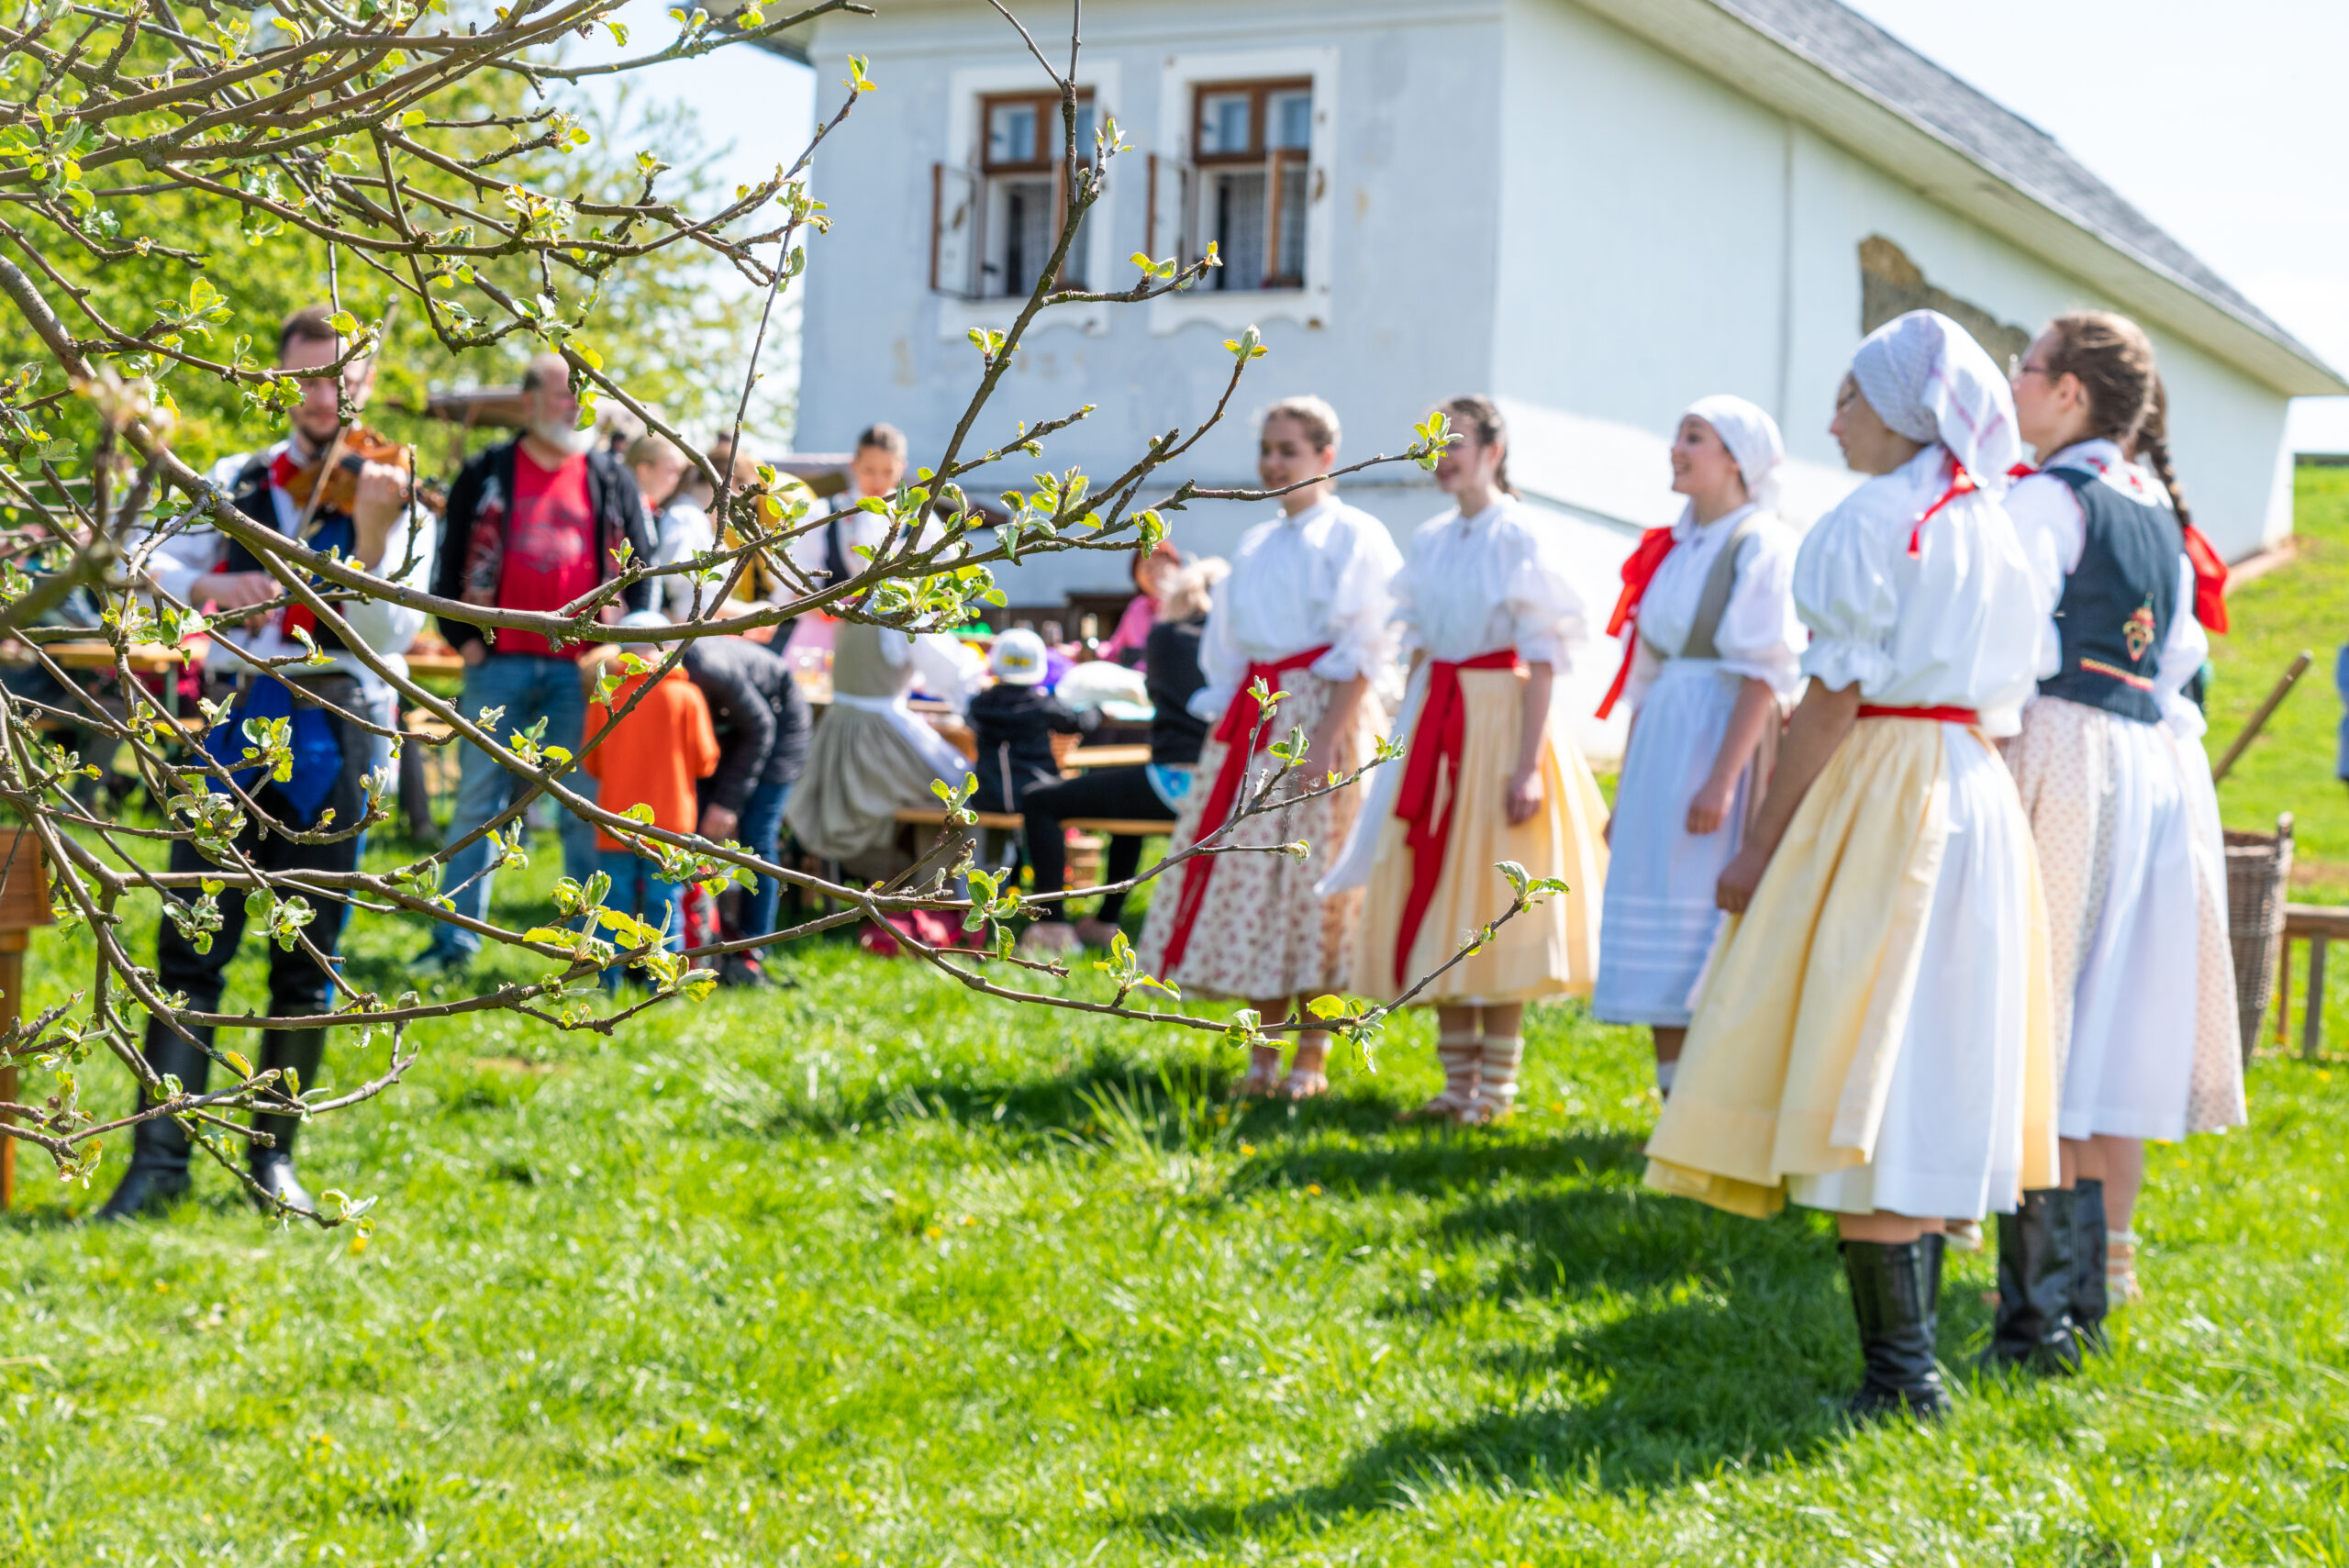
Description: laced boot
1978,1188,2081,1373
1840,1235,1953,1421
249,1027,326,1216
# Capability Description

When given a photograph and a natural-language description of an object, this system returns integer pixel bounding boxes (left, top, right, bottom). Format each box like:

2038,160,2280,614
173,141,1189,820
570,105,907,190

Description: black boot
1840,1236,1953,1421
95,1021,214,1221
248,1027,326,1216
1979,1189,2082,1373
2072,1177,2110,1353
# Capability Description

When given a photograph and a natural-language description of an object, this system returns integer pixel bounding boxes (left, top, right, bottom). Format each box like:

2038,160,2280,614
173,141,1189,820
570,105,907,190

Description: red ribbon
1156,643,1332,974
1856,705,1980,724
1909,462,1976,558
2180,523,2229,633
1392,649,1521,984
1596,526,1676,719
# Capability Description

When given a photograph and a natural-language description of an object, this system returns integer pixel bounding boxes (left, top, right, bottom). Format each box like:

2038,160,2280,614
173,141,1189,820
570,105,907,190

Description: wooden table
402,651,466,680
2278,902,2349,1058
1063,743,1150,770
22,639,184,675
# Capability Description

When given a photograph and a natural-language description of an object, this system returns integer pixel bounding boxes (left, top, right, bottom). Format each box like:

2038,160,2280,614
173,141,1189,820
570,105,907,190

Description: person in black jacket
968,628,1097,814
1019,560,1222,955
419,353,656,971
683,620,811,984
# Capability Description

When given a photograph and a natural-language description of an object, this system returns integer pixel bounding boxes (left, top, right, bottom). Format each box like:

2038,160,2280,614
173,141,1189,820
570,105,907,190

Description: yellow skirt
1643,717,2058,1219
1352,667,1609,1005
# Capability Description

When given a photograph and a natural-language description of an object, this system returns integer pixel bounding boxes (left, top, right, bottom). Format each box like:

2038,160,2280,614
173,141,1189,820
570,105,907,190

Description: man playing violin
103,304,438,1219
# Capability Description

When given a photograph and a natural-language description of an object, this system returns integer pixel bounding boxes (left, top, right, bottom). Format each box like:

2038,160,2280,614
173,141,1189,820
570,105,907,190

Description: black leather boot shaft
1840,1236,1952,1421
1983,1188,2082,1373
95,1020,216,1219
2073,1177,2111,1352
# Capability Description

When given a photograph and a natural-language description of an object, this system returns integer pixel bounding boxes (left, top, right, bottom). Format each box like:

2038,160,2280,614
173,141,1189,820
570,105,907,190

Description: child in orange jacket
582,613,720,982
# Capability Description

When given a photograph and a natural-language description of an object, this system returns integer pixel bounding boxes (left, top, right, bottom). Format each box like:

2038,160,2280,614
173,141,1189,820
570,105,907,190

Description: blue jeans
428,654,599,958
598,849,684,987
737,778,792,943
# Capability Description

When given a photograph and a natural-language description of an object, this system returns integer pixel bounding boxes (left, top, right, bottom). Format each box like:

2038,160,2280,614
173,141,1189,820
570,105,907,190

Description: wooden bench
892,807,1175,837
2277,903,2349,1059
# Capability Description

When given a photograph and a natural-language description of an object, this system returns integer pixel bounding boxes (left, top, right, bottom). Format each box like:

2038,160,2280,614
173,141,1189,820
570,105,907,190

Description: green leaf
1305,994,1347,1021
327,310,358,335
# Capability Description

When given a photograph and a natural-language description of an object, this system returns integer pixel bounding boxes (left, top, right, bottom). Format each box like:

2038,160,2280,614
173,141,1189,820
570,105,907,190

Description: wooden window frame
980,89,1096,176
1190,77,1311,166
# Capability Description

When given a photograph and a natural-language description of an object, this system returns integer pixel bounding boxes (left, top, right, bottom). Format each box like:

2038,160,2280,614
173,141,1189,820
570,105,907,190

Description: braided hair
2044,310,2157,448
2131,373,2194,529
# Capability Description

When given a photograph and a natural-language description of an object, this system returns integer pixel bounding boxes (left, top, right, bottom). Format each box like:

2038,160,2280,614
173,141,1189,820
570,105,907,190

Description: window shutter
930,162,980,298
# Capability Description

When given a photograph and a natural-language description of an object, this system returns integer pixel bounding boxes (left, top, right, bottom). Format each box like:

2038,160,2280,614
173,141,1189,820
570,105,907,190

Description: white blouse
1194,495,1404,721
1622,502,1806,707
1794,443,2051,738
1396,498,1588,668
2006,438,2207,733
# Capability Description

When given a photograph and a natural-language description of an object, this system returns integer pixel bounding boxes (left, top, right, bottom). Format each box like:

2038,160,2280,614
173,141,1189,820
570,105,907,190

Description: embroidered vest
2037,466,2181,724
217,453,356,652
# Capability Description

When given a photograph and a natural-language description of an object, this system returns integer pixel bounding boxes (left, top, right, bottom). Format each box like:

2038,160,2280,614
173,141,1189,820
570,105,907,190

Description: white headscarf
1682,394,1786,517
1848,309,2021,491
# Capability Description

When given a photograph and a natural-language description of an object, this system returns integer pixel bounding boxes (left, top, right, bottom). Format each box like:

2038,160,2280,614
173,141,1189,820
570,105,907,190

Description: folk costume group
1138,306,2244,1422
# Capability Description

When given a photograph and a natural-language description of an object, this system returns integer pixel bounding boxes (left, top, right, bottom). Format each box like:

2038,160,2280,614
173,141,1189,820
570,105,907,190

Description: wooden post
2278,933,2294,1046
0,830,53,1210
2306,934,2329,1062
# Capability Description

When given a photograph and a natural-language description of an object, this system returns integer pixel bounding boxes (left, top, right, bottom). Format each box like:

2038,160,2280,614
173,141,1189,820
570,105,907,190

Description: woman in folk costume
1984,317,2244,1373
1643,311,2059,1421
1136,396,1403,1099
1591,396,1805,1095
1320,395,1610,1125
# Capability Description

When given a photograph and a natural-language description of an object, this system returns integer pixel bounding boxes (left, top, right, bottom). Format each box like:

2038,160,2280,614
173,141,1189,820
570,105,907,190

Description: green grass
2207,466,2349,892
6,471,2349,1562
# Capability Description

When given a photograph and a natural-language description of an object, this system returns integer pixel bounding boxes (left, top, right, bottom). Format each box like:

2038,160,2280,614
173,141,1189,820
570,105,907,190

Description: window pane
1273,163,1308,284
996,176,1054,295
1208,169,1266,290
1272,91,1312,150
986,102,1037,166
1074,102,1096,160
1197,92,1252,156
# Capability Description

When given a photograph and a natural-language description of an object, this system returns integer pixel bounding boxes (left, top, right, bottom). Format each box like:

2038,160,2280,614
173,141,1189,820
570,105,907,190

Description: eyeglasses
2008,353,2052,382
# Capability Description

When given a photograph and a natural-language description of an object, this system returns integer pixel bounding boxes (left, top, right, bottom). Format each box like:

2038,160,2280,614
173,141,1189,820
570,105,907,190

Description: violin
282,424,446,520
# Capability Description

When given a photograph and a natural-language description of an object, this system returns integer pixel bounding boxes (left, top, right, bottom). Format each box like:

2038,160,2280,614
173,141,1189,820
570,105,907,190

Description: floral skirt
1135,673,1380,1001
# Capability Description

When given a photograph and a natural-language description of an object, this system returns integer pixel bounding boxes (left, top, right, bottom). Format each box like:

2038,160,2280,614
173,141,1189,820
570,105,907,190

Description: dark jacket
969,683,1097,811
682,635,811,813
431,440,655,653
1144,616,1210,766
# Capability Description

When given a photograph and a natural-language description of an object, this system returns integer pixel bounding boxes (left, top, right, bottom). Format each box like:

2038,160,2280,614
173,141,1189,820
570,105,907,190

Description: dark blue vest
217,452,355,652
2037,466,2181,725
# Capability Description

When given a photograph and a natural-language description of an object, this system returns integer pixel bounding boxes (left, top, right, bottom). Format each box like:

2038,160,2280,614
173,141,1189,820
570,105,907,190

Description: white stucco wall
796,0,1509,603
1488,0,2297,562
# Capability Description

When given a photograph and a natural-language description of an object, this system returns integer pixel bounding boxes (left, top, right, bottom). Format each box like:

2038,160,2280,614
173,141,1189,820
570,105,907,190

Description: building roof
1577,0,2347,395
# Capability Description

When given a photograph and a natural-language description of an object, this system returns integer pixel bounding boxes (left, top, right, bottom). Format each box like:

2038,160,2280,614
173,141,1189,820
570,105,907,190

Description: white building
778,0,2342,730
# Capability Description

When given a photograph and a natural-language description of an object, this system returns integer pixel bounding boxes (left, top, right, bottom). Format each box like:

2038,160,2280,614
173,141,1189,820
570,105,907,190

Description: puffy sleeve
342,500,434,659
1792,499,1901,694
909,631,984,714
1190,577,1245,723
138,451,243,607
2155,553,2210,740
1507,527,1588,671
1709,524,1805,704
1308,515,1404,684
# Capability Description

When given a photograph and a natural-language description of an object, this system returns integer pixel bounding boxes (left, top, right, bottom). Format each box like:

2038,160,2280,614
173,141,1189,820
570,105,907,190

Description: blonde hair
1159,556,1230,622
1258,395,1341,453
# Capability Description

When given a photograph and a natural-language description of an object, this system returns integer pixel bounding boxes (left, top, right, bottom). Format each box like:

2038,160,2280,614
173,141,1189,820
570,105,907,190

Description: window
932,91,1095,300
1186,80,1311,291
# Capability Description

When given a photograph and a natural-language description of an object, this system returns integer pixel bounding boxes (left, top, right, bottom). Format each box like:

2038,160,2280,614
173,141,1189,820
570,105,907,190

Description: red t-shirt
496,446,599,659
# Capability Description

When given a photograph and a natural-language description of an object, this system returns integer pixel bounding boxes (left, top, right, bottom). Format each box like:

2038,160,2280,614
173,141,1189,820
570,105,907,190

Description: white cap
989,627,1049,686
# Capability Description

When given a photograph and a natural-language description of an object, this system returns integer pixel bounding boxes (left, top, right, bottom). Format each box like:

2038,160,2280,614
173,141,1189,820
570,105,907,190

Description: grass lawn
7,468,2349,1563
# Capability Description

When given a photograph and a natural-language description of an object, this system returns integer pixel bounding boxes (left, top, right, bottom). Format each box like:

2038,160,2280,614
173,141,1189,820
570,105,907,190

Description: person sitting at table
1019,558,1222,955
782,618,985,882
104,303,437,1218
683,605,812,987
1098,540,1183,669
968,628,1099,815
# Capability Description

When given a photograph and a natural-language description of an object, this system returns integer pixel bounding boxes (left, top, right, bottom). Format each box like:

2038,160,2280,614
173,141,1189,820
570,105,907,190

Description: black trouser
1022,765,1163,925
128,681,367,1174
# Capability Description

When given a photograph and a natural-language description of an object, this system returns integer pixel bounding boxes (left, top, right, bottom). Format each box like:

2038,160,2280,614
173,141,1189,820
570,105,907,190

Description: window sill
934,293,1111,342
1148,284,1330,338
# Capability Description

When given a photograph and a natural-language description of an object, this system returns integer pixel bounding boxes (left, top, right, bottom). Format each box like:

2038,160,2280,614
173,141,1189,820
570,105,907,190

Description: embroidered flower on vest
2121,596,2156,663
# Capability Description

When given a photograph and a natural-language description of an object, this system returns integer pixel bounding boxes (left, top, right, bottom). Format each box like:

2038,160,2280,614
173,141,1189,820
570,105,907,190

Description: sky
562,0,2349,450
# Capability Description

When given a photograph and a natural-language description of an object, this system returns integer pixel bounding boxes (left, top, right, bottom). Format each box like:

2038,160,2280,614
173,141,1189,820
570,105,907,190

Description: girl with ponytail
1987,312,2245,1374
1319,395,1611,1125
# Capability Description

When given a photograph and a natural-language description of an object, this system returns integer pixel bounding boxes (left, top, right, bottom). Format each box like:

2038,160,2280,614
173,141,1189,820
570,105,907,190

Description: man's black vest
217,451,355,652
2037,466,2182,725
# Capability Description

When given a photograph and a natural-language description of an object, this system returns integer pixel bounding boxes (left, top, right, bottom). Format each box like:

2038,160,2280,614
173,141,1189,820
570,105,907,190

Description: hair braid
2133,373,2193,529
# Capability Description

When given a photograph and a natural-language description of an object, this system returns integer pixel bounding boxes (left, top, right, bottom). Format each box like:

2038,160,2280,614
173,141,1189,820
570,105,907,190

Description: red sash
1156,643,1332,973
1909,462,1976,557
1393,649,1521,984
2180,523,2229,633
1596,527,1675,719
1856,705,1979,724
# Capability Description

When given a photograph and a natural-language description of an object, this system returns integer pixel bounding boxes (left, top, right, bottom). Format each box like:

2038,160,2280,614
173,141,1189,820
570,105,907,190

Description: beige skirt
1135,673,1381,1001
1352,666,1609,1006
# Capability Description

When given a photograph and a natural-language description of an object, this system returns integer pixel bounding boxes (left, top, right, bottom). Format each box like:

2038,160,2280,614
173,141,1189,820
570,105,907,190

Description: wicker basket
2224,813,2293,1063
